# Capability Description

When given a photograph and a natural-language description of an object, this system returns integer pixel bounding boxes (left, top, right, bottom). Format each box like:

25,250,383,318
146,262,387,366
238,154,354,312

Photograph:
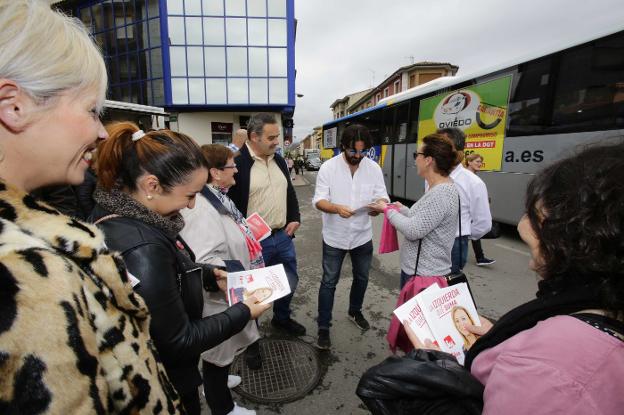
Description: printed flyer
416,283,481,365
246,212,271,242
227,264,291,306
393,284,441,347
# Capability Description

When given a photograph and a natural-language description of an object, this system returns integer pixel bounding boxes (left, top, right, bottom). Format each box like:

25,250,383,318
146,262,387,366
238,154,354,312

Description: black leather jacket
357,349,483,415
90,204,251,394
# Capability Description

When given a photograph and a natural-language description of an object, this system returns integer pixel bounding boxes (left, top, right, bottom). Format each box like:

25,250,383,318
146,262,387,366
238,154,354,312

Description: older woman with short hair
0,1,181,412
181,144,264,415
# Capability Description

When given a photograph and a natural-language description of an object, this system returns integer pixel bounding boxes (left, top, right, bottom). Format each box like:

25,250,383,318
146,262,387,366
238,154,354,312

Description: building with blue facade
55,0,296,145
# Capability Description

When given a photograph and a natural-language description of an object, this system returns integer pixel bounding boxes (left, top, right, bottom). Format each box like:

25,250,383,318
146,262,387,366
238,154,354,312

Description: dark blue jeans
317,240,373,330
260,229,298,322
451,236,469,274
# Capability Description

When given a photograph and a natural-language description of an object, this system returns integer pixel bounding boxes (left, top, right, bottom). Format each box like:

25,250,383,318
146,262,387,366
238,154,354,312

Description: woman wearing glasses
180,144,264,415
370,133,460,354
370,133,460,289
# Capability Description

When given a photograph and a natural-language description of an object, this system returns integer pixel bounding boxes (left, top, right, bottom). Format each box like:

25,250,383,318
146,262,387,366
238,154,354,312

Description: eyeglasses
220,164,237,169
413,152,426,159
346,149,369,156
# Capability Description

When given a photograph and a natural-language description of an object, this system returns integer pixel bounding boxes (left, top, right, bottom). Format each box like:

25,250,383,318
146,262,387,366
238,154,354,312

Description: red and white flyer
416,283,481,365
392,283,441,347
226,264,291,306
246,212,271,242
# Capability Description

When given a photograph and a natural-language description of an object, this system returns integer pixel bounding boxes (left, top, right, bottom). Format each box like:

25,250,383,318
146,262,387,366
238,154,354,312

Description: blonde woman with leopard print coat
0,1,182,413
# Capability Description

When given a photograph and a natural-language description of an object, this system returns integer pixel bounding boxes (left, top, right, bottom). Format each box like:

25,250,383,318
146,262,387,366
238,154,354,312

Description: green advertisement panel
417,75,512,171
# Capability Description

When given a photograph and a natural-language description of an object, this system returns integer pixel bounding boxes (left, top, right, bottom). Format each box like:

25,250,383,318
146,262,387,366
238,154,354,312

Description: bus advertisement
417,76,512,171
322,28,624,225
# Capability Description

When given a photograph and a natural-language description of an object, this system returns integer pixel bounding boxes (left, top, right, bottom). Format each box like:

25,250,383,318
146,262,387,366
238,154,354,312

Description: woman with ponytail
369,133,460,354
91,122,270,414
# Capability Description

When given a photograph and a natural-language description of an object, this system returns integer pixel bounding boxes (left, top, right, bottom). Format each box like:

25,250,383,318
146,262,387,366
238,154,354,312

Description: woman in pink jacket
398,142,624,414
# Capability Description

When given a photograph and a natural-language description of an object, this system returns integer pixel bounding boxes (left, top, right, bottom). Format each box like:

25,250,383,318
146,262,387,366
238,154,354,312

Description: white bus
322,27,624,225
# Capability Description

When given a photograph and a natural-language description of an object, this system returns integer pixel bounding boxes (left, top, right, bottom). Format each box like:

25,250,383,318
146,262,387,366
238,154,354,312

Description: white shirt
312,154,389,250
448,164,492,239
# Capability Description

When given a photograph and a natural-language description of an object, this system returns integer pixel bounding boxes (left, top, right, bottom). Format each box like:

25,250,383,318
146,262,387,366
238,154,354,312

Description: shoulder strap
200,186,230,216
458,194,462,261
93,213,120,225
414,239,422,276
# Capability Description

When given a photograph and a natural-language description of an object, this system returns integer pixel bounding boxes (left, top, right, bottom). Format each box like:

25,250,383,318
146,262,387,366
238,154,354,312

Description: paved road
203,170,538,415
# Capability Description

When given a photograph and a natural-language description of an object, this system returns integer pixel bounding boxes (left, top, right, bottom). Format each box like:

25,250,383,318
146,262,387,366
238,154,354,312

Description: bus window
507,57,556,136
552,32,624,132
360,110,384,146
407,100,420,143
381,107,393,144
395,103,409,143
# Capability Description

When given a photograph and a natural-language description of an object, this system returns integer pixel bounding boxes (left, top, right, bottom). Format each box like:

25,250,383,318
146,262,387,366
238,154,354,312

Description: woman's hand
403,320,440,351
243,296,272,319
368,200,387,213
214,268,228,292
464,315,493,336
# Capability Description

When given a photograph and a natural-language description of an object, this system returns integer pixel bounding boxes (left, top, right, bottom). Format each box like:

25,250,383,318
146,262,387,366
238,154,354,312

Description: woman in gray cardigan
370,133,459,288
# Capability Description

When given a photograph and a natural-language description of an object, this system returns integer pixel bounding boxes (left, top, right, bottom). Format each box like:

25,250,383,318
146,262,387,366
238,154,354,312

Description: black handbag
481,221,501,239
173,238,205,320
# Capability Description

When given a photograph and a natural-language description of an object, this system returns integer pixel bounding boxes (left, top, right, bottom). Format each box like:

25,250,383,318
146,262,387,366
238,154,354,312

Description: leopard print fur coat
0,181,184,414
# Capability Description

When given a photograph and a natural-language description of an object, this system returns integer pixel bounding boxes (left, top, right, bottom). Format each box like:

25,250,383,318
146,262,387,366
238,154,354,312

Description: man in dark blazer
228,113,305,337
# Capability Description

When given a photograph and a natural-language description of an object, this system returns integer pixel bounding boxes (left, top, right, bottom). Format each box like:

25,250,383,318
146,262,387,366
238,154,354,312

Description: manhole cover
230,338,321,404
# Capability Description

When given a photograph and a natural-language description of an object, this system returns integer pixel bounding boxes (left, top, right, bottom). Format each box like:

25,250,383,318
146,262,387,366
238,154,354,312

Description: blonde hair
452,306,476,349
0,0,107,110
464,153,483,167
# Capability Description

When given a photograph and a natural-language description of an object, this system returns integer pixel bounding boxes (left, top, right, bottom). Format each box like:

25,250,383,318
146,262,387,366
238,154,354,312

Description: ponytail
97,121,207,192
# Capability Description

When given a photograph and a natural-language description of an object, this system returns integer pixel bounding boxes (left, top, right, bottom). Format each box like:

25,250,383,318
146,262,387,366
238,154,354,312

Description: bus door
391,103,410,198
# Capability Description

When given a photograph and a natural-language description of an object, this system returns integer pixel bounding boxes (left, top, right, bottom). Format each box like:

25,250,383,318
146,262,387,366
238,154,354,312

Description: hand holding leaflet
416,283,481,365
352,202,380,214
393,284,441,347
226,264,291,306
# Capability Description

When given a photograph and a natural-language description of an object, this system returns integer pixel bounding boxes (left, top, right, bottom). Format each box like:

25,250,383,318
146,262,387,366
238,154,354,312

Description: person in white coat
181,144,262,415
312,124,389,349
437,128,492,273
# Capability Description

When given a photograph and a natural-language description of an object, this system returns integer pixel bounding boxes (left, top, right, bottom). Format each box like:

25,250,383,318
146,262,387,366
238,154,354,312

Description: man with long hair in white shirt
312,124,389,349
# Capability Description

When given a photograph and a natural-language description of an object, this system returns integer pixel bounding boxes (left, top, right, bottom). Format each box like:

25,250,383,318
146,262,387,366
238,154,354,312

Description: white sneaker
227,375,242,389
227,402,256,415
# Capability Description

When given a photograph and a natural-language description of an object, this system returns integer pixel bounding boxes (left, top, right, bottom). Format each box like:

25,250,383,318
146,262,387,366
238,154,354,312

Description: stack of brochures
393,283,480,365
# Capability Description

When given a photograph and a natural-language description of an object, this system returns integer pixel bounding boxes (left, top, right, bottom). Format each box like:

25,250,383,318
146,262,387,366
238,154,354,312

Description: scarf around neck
464,279,604,369
93,186,185,238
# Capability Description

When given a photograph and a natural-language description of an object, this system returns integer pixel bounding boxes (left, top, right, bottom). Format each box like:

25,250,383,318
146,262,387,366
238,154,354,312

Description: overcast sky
292,0,624,142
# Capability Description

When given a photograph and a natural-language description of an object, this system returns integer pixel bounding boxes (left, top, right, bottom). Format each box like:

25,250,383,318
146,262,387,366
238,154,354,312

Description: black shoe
476,257,496,266
271,318,306,336
316,329,331,350
245,342,262,370
348,312,370,331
